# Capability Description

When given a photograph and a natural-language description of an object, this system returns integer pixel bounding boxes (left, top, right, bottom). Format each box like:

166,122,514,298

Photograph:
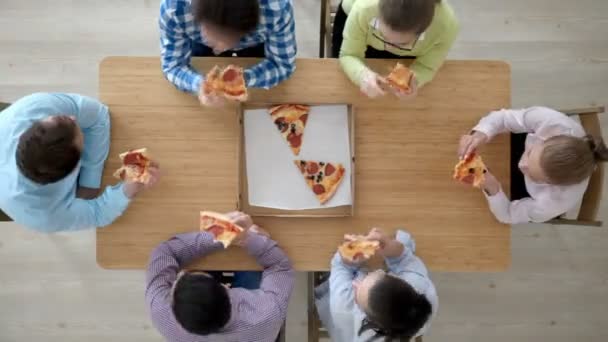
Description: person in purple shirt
145,211,295,342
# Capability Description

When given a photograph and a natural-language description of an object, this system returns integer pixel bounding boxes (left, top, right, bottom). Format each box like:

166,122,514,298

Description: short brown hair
379,0,441,34
16,116,81,185
192,0,260,34
541,135,608,185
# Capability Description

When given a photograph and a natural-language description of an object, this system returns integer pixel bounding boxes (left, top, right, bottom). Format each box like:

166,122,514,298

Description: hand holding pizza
480,169,501,196
122,162,161,199
458,131,489,159
360,68,387,98
389,74,418,100
198,85,227,107
366,228,404,259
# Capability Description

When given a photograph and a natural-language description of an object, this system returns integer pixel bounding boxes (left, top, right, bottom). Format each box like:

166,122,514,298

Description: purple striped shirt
146,231,295,342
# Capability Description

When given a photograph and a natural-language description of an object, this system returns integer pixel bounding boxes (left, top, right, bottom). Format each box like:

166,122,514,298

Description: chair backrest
560,107,605,225
319,0,338,57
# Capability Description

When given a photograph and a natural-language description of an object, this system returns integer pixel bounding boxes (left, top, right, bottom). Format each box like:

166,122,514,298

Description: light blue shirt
315,230,439,342
0,93,131,232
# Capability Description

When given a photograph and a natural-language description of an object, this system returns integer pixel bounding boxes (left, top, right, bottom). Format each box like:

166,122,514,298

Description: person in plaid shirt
159,0,297,106
145,212,295,342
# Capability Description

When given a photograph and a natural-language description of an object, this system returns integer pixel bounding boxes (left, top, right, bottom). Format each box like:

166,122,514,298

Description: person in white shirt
458,106,608,224
314,228,438,342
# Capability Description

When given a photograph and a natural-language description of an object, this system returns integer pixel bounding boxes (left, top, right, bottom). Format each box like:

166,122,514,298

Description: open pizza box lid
237,103,355,217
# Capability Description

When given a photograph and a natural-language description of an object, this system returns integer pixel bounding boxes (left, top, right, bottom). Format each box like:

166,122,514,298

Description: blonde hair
541,135,608,185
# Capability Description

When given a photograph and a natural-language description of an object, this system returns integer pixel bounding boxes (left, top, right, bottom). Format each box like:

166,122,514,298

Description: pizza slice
338,236,380,262
202,65,248,102
220,65,248,101
294,160,346,204
113,148,152,184
199,211,244,248
386,63,414,94
269,104,310,155
453,152,488,188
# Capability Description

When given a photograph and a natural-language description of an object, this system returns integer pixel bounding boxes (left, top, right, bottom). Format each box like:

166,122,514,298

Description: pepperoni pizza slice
338,236,380,263
199,211,244,248
203,65,248,102
113,148,152,184
269,104,310,155
386,63,413,94
294,160,346,204
453,152,488,188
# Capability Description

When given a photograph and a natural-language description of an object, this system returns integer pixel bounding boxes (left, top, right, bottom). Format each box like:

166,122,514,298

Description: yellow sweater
339,0,459,87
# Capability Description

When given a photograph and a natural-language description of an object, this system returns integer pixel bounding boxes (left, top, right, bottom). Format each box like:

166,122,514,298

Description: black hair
16,116,80,185
192,0,260,34
172,273,231,335
358,275,432,341
379,0,441,34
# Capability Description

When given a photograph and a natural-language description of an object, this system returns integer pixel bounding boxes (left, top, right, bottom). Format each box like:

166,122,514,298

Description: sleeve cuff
111,183,132,209
243,69,256,88
385,230,415,264
192,74,203,95
331,252,359,271
244,232,274,257
472,123,497,140
78,168,103,189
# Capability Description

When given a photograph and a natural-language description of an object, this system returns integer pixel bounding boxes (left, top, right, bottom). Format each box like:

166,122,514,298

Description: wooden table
97,57,511,272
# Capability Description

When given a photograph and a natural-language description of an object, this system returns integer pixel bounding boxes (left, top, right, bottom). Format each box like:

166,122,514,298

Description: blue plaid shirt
159,0,297,94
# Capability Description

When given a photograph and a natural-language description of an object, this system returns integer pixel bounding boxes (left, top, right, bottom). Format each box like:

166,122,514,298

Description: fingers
343,234,358,242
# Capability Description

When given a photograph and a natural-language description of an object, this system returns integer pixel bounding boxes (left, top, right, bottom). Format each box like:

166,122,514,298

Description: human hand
225,211,254,230
480,170,501,196
360,68,388,98
366,227,403,258
198,85,226,107
389,75,418,100
458,131,489,159
233,224,270,247
122,162,161,199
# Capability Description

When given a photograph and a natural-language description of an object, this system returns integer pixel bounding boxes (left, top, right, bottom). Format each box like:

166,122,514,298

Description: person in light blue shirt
315,228,438,342
0,93,160,232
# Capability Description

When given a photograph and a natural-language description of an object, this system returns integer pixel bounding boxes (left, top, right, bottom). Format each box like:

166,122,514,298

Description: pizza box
237,103,355,217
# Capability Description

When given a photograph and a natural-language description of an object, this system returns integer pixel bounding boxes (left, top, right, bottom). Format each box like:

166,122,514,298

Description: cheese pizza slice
453,152,488,188
338,236,380,262
386,63,413,94
113,148,152,184
294,160,346,204
199,211,244,248
269,104,310,155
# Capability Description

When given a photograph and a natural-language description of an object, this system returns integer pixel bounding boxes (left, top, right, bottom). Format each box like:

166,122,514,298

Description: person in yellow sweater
333,0,459,99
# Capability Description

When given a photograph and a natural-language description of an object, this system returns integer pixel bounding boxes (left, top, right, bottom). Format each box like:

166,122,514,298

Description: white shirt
314,230,438,342
473,107,590,224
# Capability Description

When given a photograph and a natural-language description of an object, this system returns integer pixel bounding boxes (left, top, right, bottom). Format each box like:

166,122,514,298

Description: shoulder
350,0,379,19
528,106,586,137
432,1,460,35
160,0,191,18
259,0,292,13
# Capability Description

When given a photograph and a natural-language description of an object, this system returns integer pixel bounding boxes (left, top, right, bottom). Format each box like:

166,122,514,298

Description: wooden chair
319,0,339,57
548,106,606,227
0,102,12,222
307,272,424,342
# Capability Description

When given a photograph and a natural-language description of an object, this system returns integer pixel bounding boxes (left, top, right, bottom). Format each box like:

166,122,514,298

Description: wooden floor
1,1,607,341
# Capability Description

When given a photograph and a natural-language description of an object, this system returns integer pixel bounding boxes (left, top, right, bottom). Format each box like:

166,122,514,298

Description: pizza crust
338,237,380,262
294,160,346,205
199,211,244,248
269,104,310,156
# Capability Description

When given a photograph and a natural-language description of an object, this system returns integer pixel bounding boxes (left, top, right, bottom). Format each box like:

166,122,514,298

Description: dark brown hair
192,0,260,34
541,135,608,185
16,116,80,185
379,0,441,34
358,275,432,341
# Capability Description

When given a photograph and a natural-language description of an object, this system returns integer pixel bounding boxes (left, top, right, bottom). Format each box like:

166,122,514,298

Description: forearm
385,230,420,273
244,57,295,89
245,233,291,270
339,55,366,87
